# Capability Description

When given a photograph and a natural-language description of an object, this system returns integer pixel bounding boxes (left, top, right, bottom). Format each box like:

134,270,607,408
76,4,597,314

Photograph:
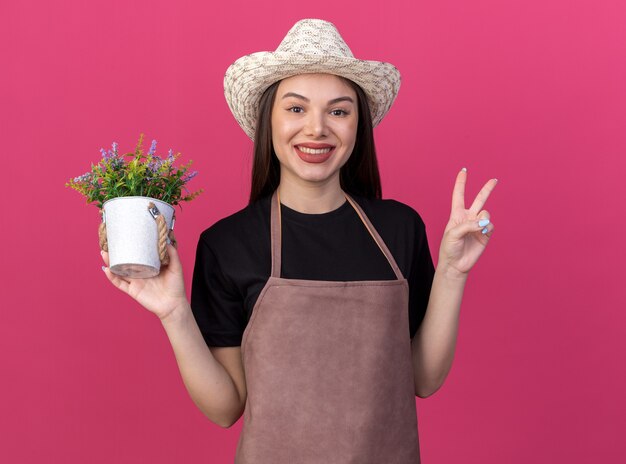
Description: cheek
339,120,358,150
271,117,297,145
271,124,294,161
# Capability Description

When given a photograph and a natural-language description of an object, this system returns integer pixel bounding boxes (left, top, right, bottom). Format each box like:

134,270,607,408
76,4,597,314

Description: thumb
447,218,491,241
163,243,182,271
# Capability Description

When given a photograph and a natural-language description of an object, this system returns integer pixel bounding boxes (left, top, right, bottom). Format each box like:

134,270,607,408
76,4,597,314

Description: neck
277,175,346,214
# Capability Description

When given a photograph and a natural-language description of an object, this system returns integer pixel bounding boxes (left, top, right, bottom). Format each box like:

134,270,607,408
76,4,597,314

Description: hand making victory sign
437,168,498,277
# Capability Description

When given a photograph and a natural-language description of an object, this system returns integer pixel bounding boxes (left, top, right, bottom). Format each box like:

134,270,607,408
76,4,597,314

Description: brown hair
248,78,382,203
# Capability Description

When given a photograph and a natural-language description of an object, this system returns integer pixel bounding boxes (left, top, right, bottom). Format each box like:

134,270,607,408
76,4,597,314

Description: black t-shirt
190,193,435,347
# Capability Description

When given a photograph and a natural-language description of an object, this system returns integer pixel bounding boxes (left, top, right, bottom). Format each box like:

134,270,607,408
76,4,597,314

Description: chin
294,166,341,184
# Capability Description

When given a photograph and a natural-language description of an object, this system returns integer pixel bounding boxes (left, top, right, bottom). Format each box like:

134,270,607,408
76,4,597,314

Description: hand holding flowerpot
101,243,188,321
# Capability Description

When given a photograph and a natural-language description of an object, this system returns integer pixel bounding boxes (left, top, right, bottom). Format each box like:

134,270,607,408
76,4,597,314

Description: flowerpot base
110,263,159,279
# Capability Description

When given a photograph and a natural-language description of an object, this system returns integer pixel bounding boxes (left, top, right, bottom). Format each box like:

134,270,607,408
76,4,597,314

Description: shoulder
198,194,271,251
350,195,427,231
349,195,430,259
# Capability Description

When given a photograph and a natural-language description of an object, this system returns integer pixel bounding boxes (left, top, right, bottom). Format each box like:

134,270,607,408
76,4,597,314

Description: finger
101,250,109,267
475,212,491,233
476,210,490,221
451,168,467,212
480,222,495,238
163,243,182,272
167,242,179,256
469,178,498,215
168,231,178,249
448,217,494,240
102,266,131,293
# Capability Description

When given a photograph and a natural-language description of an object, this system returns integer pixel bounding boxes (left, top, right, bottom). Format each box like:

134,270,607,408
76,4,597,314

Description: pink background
2,0,624,462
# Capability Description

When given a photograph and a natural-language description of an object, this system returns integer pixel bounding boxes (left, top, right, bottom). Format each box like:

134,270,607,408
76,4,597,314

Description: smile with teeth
296,146,334,154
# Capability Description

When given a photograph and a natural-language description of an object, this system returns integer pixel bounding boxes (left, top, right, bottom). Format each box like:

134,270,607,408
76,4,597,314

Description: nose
304,110,329,138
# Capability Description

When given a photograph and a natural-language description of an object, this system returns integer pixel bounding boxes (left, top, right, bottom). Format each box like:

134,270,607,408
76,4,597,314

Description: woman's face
271,73,358,188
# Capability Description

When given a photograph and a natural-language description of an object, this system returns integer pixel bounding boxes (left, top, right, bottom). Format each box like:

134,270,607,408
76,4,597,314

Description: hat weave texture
224,19,401,140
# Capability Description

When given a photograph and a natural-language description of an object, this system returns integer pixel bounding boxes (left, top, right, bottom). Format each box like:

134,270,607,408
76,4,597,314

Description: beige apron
235,190,420,463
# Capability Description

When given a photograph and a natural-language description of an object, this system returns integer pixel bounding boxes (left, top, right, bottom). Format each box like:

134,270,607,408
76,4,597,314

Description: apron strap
343,193,405,280
270,189,283,278
270,190,405,280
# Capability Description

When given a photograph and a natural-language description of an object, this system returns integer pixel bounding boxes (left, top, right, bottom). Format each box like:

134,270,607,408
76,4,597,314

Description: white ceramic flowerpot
102,196,175,278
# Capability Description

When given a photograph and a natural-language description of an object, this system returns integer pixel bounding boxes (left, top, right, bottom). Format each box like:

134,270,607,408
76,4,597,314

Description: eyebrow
281,92,354,105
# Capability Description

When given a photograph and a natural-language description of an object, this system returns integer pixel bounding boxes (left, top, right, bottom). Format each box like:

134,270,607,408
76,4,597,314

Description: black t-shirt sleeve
190,233,247,347
407,211,436,338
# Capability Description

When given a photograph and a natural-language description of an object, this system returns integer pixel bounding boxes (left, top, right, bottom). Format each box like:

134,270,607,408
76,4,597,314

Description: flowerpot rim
102,196,174,209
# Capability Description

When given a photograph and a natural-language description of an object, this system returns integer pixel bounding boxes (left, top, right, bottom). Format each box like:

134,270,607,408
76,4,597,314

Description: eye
288,106,304,113
330,109,349,116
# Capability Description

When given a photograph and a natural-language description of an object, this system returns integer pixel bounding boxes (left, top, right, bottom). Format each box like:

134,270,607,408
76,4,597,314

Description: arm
102,245,246,428
411,267,466,398
160,305,246,428
411,168,497,398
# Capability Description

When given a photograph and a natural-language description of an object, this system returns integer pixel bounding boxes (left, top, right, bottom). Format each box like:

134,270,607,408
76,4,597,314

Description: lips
297,146,333,155
294,144,335,163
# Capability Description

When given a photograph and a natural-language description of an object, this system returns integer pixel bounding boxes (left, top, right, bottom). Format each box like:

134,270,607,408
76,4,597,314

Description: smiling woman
250,72,380,204
270,74,359,207
101,18,497,464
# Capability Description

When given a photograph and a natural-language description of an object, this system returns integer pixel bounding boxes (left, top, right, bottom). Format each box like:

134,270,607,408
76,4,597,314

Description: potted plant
66,134,202,278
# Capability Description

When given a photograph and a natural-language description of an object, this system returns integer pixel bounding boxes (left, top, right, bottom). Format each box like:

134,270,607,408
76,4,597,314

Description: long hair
248,78,382,203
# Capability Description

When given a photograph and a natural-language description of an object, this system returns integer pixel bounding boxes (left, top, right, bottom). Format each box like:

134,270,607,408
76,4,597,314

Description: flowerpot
102,196,175,278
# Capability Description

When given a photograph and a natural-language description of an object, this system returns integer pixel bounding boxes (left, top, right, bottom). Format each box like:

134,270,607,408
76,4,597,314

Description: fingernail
100,250,104,255
461,167,467,172
478,219,490,227
101,266,106,271
481,227,488,234
494,178,498,183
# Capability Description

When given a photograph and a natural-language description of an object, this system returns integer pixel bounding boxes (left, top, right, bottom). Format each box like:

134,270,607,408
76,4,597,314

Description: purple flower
99,141,122,167
167,149,174,162
101,145,117,162
147,157,165,172
149,140,157,155
73,172,92,183
181,171,198,183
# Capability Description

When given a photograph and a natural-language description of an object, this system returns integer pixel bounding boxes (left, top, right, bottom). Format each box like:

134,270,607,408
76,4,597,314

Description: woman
102,19,497,463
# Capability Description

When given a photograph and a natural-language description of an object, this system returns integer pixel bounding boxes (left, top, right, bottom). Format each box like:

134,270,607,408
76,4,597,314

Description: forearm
160,303,243,427
411,266,467,398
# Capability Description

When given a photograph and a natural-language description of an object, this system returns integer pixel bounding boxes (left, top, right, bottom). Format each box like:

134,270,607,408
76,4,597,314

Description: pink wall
2,0,624,462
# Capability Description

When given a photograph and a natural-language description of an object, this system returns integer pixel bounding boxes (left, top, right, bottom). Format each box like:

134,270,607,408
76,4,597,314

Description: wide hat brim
224,51,401,140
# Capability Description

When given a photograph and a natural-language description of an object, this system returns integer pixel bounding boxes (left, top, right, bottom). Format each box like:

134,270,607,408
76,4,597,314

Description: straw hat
223,18,402,140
